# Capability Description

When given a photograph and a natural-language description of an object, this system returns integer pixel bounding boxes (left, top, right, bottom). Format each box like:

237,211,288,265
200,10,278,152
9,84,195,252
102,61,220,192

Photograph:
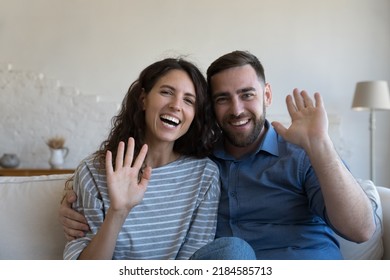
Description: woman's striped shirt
63,155,220,260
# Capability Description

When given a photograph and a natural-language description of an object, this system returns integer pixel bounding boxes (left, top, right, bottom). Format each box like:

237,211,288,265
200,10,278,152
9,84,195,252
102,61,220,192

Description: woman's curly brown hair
94,57,220,169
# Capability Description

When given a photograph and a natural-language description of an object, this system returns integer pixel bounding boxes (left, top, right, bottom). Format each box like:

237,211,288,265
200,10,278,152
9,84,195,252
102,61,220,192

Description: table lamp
351,80,390,182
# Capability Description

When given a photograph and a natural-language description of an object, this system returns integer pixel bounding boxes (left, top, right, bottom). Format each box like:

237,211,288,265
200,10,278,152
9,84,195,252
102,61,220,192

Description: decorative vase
49,147,69,169
0,153,20,168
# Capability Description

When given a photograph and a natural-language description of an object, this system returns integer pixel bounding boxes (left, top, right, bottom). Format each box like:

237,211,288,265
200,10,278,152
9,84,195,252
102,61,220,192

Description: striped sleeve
63,158,104,260
176,159,221,259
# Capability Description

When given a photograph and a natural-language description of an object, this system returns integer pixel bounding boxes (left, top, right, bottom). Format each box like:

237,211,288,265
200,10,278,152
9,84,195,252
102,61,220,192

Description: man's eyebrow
212,87,256,100
237,87,256,94
212,91,229,100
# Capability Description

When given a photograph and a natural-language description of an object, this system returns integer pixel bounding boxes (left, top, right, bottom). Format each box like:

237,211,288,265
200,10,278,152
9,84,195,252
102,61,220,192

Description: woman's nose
169,97,182,111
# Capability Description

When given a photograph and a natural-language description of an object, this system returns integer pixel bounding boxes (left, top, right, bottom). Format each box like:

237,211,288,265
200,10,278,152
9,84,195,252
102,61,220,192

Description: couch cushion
336,179,384,260
377,186,390,260
0,174,71,259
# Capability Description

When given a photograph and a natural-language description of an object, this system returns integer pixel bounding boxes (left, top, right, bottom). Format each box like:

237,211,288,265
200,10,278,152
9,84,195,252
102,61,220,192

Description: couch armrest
377,186,390,260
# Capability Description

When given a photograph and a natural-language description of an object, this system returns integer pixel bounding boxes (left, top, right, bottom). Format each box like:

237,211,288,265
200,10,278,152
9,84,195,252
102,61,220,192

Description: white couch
0,174,389,260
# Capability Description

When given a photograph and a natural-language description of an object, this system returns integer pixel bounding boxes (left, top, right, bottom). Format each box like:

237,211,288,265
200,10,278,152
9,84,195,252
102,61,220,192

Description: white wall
1,0,389,185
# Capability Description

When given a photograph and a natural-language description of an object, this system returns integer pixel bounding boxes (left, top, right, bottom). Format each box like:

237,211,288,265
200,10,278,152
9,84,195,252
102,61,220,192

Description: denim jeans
190,237,256,260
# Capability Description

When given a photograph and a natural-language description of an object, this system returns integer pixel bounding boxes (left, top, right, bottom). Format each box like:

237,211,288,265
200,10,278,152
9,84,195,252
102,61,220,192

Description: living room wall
0,0,389,186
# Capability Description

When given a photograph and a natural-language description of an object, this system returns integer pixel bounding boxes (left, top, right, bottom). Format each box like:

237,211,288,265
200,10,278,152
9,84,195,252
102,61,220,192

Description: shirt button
230,191,237,197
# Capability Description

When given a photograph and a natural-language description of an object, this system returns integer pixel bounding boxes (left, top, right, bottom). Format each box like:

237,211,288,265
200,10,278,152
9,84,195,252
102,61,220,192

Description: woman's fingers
133,144,148,170
139,165,152,189
105,150,113,174
115,141,125,169
124,137,135,167
107,137,147,172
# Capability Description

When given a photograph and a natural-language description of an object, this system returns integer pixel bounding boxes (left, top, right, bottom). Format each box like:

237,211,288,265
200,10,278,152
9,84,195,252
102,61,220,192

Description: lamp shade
352,80,390,111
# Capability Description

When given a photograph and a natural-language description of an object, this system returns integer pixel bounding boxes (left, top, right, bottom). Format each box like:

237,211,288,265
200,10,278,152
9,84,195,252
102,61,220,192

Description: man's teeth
231,119,249,126
160,115,180,126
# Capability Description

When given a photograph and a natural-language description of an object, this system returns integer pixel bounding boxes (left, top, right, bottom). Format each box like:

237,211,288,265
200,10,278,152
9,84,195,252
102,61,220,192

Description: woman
63,58,221,260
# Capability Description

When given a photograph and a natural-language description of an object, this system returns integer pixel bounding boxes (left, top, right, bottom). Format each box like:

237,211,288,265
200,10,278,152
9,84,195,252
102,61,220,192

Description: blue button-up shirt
211,120,342,259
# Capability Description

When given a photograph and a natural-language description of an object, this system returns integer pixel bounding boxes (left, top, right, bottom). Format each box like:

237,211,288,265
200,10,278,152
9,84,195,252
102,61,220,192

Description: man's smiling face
210,64,272,150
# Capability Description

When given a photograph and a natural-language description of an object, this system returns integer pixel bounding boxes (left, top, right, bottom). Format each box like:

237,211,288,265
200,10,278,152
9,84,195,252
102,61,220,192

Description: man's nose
230,98,244,116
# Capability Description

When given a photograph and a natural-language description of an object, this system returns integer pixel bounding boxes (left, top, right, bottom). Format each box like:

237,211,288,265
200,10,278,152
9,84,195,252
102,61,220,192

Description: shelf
0,168,75,176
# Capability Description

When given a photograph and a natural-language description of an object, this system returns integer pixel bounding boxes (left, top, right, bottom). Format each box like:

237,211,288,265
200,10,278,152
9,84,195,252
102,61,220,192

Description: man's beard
222,107,266,148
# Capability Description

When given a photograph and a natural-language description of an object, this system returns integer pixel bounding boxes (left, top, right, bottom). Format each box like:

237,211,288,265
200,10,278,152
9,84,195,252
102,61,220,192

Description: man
59,50,375,259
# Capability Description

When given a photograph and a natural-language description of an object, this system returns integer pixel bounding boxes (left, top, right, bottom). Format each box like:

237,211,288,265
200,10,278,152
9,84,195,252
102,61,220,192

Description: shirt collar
213,119,279,160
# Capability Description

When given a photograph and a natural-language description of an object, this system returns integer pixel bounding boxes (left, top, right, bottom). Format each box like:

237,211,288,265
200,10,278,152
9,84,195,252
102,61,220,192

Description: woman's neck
144,142,181,168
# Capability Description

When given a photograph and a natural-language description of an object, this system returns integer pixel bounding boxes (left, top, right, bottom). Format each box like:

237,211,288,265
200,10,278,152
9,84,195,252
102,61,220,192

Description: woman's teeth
160,114,180,126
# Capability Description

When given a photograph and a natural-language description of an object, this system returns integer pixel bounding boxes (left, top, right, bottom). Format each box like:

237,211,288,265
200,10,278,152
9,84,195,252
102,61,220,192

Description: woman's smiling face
141,69,196,145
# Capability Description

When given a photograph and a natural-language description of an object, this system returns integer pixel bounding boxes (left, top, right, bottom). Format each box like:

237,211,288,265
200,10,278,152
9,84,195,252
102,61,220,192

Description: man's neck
224,126,268,159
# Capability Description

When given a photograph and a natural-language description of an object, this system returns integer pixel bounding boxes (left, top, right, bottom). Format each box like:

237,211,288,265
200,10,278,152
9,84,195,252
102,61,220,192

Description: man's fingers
271,121,287,137
300,91,314,108
61,212,89,231
59,201,89,227
64,233,76,241
60,188,75,204
314,92,323,108
63,226,86,241
59,213,88,241
285,94,297,116
292,88,305,110
288,89,319,114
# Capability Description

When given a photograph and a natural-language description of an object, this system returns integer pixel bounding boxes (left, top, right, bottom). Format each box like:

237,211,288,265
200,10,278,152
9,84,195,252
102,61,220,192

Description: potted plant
46,136,69,169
